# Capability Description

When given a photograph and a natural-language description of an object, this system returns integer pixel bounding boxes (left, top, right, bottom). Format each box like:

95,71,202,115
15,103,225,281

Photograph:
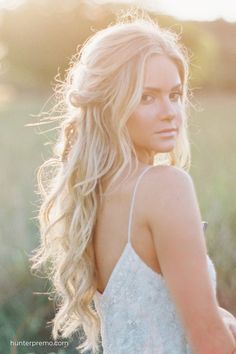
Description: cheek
130,106,157,128
179,114,183,126
126,111,149,143
171,102,183,123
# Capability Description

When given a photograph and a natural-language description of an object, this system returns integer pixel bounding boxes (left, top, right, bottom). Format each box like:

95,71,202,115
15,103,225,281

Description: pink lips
157,128,177,133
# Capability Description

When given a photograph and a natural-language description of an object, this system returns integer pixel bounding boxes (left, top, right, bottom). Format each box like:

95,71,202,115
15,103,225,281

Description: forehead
143,54,181,90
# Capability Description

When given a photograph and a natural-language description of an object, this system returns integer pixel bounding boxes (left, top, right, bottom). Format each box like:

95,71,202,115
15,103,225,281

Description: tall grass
190,92,236,312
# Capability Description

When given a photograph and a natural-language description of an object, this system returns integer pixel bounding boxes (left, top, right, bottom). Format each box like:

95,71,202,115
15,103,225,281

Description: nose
158,98,176,121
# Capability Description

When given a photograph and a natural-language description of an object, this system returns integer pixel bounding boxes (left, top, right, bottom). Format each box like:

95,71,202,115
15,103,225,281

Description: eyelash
141,91,183,104
141,94,155,103
170,91,183,102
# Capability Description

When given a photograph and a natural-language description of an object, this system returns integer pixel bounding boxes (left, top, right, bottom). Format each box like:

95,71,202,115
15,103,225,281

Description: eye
170,91,183,102
141,94,155,104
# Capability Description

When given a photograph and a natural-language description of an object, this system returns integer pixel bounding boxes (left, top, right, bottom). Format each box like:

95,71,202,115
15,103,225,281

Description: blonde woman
30,15,236,354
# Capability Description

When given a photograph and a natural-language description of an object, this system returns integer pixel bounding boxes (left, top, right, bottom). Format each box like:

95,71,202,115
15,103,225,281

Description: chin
155,143,176,153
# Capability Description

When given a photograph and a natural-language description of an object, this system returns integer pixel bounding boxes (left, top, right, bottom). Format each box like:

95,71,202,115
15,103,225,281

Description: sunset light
96,0,236,22
0,0,25,10
0,0,235,22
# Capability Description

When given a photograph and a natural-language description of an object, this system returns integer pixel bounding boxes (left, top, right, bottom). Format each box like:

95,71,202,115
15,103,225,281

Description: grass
189,92,236,311
0,90,235,353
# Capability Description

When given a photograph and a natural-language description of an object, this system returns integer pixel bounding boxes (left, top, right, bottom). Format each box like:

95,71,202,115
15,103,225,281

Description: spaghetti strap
127,165,154,243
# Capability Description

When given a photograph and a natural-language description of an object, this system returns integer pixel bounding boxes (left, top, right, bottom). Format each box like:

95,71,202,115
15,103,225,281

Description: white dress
94,166,217,354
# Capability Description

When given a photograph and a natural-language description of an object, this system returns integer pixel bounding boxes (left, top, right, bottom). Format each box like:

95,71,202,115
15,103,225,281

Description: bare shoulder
143,164,201,244
143,164,198,236
143,165,194,211
147,164,193,187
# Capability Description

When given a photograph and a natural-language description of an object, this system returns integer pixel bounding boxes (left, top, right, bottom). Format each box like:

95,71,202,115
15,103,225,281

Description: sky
0,0,236,22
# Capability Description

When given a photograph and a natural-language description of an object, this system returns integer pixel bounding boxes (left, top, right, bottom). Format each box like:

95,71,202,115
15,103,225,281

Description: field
0,91,235,353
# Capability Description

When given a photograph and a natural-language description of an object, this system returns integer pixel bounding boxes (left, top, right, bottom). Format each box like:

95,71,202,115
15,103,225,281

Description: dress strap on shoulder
128,165,154,243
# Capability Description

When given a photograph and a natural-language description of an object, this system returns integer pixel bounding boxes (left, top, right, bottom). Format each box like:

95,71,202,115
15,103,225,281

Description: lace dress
94,166,217,354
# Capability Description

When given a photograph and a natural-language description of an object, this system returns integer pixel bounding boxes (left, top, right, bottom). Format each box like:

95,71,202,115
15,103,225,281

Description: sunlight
154,0,236,22
0,0,25,10
94,0,236,22
0,0,235,21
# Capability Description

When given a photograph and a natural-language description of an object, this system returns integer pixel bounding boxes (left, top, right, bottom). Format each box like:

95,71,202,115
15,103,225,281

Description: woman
30,15,236,354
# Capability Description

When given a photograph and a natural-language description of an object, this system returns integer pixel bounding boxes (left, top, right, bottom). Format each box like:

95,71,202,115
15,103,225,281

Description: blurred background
0,0,235,353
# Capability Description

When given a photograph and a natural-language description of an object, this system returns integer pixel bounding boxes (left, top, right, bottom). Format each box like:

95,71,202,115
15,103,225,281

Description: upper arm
146,166,235,353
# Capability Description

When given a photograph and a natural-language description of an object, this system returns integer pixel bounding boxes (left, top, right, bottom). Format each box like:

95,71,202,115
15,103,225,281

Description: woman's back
93,164,163,295
93,165,217,353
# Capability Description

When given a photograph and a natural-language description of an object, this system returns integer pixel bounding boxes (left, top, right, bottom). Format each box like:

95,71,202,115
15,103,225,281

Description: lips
157,128,178,133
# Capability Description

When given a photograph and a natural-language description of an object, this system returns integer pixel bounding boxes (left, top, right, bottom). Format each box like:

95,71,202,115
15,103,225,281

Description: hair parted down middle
30,13,191,354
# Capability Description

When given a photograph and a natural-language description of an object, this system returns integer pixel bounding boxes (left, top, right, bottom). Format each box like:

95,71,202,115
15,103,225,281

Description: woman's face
126,54,183,164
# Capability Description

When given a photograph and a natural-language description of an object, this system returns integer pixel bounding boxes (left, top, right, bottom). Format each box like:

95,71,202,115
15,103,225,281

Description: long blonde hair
30,14,191,353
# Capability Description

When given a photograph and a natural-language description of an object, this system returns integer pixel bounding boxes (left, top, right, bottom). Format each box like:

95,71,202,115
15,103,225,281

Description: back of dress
94,166,217,354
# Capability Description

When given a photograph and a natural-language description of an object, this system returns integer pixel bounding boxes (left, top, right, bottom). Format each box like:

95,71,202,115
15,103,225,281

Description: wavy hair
30,13,191,354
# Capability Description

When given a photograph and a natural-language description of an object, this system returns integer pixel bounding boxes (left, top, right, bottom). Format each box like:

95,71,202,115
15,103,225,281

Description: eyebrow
143,83,183,92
